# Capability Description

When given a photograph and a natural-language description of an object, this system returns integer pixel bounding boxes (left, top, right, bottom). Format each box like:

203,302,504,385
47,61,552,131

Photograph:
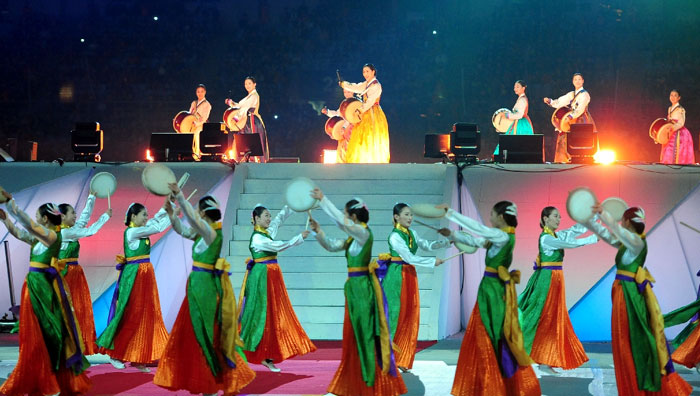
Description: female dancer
518,206,596,374
238,204,315,372
340,64,390,163
154,184,255,395
58,192,112,355
585,206,691,395
494,80,534,155
96,202,171,372
663,288,700,373
309,189,406,396
438,202,540,396
384,203,449,372
660,89,695,164
225,76,269,162
0,193,91,396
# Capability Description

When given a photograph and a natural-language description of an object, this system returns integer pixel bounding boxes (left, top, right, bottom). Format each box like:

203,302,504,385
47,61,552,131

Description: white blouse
168,192,218,254
445,209,510,258
540,223,597,257
314,196,369,255
668,104,686,131
125,208,170,251
341,78,382,113
60,194,110,250
189,99,212,126
585,213,645,265
549,88,591,119
250,205,304,254
507,94,528,120
235,89,260,118
389,228,450,268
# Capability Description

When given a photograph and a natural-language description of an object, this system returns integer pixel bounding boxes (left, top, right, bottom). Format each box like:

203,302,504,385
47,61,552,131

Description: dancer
494,80,534,155
383,203,449,372
238,204,315,372
518,206,596,374
96,202,171,372
585,206,691,395
309,188,406,396
544,73,597,163
58,192,112,355
438,202,541,396
0,192,91,396
663,286,700,373
340,64,390,163
154,184,255,394
660,89,695,164
225,76,269,162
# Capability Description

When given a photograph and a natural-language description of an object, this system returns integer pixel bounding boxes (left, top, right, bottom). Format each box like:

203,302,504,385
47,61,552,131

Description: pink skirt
660,127,695,164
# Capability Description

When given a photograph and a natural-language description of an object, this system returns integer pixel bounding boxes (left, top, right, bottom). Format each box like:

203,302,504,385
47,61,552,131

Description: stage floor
1,333,699,395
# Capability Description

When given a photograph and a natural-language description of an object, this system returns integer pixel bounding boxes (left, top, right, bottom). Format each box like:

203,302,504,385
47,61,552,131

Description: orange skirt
327,306,407,396
394,265,420,369
64,264,97,355
671,324,700,368
0,283,91,396
154,296,255,394
611,281,692,395
529,270,588,369
244,263,316,364
98,262,169,364
451,305,540,396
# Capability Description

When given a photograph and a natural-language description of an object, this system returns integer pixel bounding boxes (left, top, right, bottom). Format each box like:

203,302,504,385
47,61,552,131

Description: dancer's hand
592,203,603,215
308,217,321,233
301,230,311,239
0,209,6,221
435,258,444,267
105,208,113,217
1,190,12,201
311,188,324,200
435,204,449,213
437,227,452,237
168,182,180,195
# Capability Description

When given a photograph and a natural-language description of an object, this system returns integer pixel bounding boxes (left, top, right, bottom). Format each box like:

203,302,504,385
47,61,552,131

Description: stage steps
224,163,455,340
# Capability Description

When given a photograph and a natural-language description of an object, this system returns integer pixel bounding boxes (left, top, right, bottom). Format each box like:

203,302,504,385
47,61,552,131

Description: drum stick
413,219,440,231
680,221,700,235
178,172,190,189
186,189,197,201
443,251,468,262
107,194,111,210
305,210,311,230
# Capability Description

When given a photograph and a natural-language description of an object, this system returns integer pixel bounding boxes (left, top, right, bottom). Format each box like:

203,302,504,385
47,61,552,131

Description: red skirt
64,264,97,355
0,283,91,396
529,270,588,369
671,323,700,368
394,265,420,369
327,306,407,396
244,263,316,364
98,262,169,364
154,296,255,394
451,305,540,396
611,281,691,395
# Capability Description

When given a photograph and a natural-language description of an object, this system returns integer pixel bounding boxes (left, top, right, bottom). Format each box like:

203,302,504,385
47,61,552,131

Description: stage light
323,149,337,164
594,149,616,165
153,16,159,21
432,30,437,35
274,115,279,119
146,149,154,162
80,38,85,43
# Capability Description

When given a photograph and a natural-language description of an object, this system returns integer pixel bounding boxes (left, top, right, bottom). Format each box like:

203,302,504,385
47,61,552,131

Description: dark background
1,0,699,163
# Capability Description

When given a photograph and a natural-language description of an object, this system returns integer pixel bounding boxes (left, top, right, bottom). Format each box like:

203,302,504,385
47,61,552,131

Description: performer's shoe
262,359,281,372
538,364,559,375
109,358,126,369
398,366,410,373
133,364,151,373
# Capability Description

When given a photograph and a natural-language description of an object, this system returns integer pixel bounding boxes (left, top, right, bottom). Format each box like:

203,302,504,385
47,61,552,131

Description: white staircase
224,163,455,340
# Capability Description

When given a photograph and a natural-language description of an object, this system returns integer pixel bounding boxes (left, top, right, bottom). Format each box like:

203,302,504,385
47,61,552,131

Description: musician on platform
189,84,211,159
660,89,695,164
225,76,269,163
544,73,596,163
494,80,534,155
321,90,355,163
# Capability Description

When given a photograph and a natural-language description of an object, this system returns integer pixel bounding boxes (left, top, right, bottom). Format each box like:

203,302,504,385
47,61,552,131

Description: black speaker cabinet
149,132,194,162
497,134,544,163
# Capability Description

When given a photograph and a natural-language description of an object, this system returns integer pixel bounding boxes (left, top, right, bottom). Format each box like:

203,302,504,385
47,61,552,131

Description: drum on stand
223,107,247,132
325,116,345,140
551,106,575,132
339,98,363,124
173,111,201,133
492,108,514,133
649,118,673,145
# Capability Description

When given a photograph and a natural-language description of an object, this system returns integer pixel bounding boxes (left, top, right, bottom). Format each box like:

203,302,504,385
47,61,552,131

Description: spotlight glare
80,38,85,43
146,149,154,162
323,149,338,164
432,30,437,35
593,149,616,165
153,16,159,21
273,114,279,119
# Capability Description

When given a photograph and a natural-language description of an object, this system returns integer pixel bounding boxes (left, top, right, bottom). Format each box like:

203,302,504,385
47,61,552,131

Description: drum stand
1,240,18,332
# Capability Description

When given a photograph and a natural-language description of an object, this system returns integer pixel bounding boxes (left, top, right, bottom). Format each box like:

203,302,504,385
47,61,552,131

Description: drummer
225,76,269,163
494,80,534,156
322,89,355,163
544,73,596,163
660,89,695,164
189,84,211,159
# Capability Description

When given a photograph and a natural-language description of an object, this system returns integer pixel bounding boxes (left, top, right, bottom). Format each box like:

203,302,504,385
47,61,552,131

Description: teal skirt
494,117,534,155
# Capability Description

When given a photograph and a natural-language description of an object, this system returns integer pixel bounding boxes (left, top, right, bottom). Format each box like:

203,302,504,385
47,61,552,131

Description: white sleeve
74,194,96,229
251,232,304,253
168,212,198,240
63,212,110,241
414,230,451,251
128,208,171,240
570,91,590,118
597,211,644,255
671,107,686,131
314,229,347,252
189,101,197,113
445,209,509,246
318,196,369,245
236,93,259,118
326,109,341,117
176,192,216,245
267,205,293,239
540,233,597,251
389,232,436,268
341,81,366,94
585,217,620,247
361,83,381,112
2,217,36,245
549,91,573,108
555,223,587,240
508,97,526,120
6,199,52,243
450,230,489,249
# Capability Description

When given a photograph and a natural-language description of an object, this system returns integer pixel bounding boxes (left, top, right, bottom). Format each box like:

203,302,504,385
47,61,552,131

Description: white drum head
285,177,318,212
411,203,447,218
142,163,177,196
492,108,513,133
455,236,478,254
602,197,628,222
566,187,598,223
0,185,8,204
90,172,117,198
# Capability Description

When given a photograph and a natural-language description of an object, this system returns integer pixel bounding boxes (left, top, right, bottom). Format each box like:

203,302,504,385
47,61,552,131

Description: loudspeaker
424,134,450,158
268,157,301,163
497,134,544,163
71,130,103,154
200,123,230,155
149,132,194,162
568,124,598,159
450,123,480,155
233,133,264,162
